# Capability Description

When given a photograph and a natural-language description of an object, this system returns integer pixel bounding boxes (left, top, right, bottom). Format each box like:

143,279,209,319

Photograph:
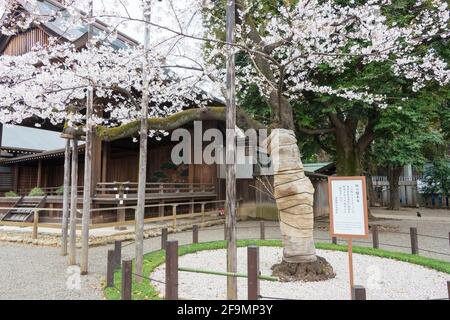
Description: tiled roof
1,125,67,152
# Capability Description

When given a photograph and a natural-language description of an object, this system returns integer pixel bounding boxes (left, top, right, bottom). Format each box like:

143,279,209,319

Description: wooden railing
17,186,84,197
95,182,216,196
0,199,226,239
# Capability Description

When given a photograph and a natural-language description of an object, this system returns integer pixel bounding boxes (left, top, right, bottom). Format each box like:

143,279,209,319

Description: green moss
97,107,226,142
103,240,450,300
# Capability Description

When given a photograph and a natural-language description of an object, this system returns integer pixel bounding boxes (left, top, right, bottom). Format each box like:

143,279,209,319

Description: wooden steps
1,196,47,222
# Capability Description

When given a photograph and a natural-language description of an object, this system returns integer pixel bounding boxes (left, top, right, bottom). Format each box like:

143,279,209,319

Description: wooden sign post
328,176,369,298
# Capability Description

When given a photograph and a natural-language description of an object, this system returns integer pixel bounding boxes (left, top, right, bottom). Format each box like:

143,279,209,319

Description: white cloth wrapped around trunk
268,129,317,263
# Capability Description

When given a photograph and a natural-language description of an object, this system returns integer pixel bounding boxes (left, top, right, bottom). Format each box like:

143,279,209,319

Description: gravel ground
151,247,450,300
0,218,448,300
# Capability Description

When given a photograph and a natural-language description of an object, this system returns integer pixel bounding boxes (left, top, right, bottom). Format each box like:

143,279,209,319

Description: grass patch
104,240,450,300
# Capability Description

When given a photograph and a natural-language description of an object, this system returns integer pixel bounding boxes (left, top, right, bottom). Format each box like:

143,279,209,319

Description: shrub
4,191,19,197
28,187,45,197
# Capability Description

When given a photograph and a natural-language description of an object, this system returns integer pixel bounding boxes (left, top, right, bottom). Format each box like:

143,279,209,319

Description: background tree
371,104,444,210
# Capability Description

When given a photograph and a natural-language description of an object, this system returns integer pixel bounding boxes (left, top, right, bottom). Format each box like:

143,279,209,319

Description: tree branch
93,106,265,142
297,126,335,135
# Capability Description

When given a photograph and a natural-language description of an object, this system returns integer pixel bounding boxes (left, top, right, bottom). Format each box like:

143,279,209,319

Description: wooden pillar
101,141,109,186
90,134,103,195
36,160,42,188
68,138,78,265
61,139,71,256
12,164,19,192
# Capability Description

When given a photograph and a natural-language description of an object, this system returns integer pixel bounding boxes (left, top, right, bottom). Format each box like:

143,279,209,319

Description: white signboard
328,177,368,238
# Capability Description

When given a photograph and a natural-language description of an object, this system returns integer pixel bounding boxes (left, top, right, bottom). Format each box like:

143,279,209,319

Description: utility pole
225,0,237,300
80,0,94,275
135,0,152,281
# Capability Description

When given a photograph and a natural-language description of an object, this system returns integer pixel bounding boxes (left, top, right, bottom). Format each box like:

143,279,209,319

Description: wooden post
260,221,265,240
121,260,132,300
114,240,122,270
80,0,95,276
158,200,165,217
61,139,71,256
448,232,449,248
116,184,126,230
68,137,78,266
32,209,39,240
225,0,238,301
410,227,419,255
447,281,450,300
161,228,168,250
224,223,227,240
201,203,205,224
193,225,199,244
165,240,178,300
106,250,115,287
172,205,177,230
332,237,337,245
372,225,379,249
247,245,259,300
135,1,152,283
352,285,366,300
0,122,2,159
348,239,354,298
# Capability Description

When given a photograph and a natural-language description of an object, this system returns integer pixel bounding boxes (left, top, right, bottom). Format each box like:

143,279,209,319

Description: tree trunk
68,138,78,265
225,0,238,300
335,134,363,176
387,166,403,210
60,139,71,256
269,129,334,281
135,5,151,281
269,129,316,262
80,0,94,275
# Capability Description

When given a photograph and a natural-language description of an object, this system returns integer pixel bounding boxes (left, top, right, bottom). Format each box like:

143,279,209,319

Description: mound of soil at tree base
271,256,335,282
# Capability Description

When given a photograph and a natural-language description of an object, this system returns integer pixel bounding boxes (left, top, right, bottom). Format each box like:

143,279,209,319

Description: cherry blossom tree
201,0,449,278
2,0,449,280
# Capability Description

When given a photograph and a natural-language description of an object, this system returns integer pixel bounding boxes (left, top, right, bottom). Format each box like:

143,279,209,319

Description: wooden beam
101,141,109,184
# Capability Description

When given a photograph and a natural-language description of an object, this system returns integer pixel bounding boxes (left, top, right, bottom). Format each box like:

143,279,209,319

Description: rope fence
104,221,450,301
